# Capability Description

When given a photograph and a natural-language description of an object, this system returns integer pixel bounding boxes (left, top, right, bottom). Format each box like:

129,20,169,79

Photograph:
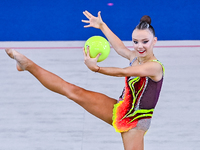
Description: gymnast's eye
143,40,149,44
133,41,138,44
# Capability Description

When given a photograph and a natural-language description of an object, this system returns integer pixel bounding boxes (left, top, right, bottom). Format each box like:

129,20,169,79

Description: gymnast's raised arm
82,10,135,61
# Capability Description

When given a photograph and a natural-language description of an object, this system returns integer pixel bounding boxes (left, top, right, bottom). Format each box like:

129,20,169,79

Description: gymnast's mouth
138,50,146,54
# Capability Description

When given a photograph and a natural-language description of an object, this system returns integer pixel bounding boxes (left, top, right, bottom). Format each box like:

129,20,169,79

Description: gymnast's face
132,29,157,57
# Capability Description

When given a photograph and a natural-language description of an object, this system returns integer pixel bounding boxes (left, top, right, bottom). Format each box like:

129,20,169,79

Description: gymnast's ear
153,37,157,45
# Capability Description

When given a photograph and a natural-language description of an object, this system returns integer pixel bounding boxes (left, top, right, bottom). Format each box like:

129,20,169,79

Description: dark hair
135,15,155,36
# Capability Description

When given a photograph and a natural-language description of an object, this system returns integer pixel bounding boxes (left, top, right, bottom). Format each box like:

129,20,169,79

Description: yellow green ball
84,36,110,62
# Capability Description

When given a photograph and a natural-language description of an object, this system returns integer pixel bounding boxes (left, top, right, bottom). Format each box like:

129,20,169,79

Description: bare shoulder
147,60,164,81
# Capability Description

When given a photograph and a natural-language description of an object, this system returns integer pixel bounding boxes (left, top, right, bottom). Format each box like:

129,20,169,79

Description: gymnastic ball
84,36,110,62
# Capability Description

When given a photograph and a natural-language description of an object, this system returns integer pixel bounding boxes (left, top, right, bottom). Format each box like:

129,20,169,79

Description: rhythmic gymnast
5,11,164,150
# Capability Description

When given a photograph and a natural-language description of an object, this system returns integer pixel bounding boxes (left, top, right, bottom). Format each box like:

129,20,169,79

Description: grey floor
0,41,200,150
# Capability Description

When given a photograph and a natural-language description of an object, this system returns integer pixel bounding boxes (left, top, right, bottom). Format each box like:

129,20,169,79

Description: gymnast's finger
83,11,92,19
81,20,90,23
83,24,92,28
84,10,93,18
86,46,91,58
83,48,87,58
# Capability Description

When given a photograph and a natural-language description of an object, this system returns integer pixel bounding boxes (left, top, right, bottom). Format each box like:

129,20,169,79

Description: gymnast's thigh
70,87,118,125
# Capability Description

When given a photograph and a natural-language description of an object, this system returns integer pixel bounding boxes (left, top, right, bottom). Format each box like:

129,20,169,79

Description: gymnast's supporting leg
5,49,117,125
121,129,145,150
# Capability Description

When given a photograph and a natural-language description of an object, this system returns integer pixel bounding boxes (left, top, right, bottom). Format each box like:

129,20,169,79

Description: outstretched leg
5,49,117,125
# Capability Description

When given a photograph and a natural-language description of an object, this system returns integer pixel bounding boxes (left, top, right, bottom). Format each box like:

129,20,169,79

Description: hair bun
140,15,151,25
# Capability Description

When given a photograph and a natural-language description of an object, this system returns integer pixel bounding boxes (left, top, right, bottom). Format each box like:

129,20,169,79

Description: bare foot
5,49,30,71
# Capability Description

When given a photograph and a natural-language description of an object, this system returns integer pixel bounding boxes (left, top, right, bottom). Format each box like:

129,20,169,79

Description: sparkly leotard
112,58,165,133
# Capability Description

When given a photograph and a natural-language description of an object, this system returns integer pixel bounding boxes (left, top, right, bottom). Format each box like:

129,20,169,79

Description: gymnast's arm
82,10,134,61
83,47,162,81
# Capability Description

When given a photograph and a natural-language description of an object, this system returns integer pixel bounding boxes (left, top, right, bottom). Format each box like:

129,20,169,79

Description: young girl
5,11,164,150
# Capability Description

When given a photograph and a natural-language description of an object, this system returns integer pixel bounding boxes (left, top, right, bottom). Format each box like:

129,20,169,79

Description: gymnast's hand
82,10,104,29
83,46,101,72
